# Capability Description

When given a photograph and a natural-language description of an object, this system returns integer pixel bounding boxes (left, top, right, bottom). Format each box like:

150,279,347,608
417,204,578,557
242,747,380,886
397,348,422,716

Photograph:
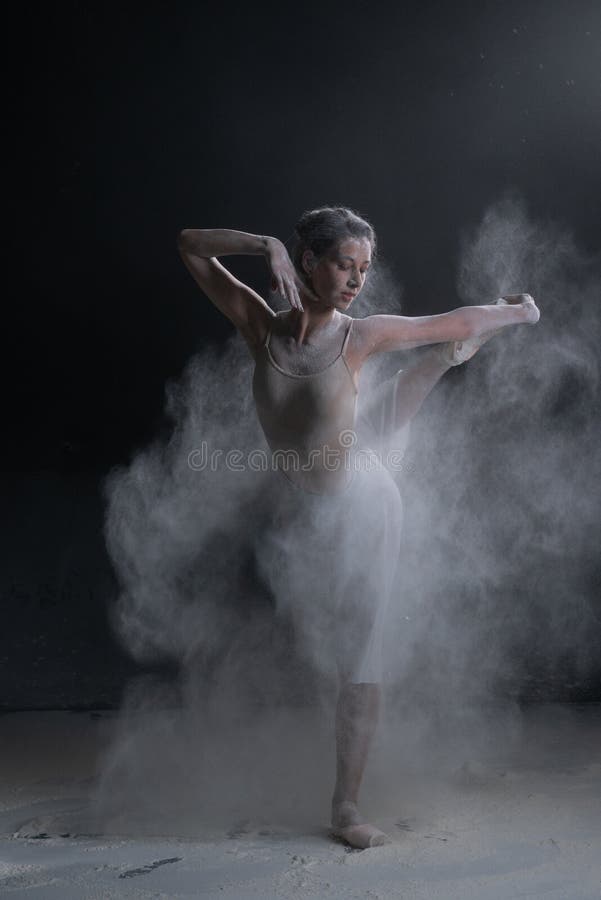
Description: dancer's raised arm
177,228,306,348
356,294,540,357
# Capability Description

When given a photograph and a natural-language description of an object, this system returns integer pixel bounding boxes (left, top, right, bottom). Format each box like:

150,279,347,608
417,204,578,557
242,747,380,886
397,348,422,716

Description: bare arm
355,294,540,359
177,229,302,349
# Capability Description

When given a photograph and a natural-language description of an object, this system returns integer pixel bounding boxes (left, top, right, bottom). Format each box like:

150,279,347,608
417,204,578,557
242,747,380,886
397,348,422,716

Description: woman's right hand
499,293,540,324
263,237,306,311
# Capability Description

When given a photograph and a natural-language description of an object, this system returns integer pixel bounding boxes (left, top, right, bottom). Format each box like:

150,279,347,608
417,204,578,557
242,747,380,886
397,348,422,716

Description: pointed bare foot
331,800,391,850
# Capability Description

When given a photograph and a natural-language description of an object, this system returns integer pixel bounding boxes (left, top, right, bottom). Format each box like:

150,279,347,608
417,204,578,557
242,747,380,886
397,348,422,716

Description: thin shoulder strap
341,317,353,357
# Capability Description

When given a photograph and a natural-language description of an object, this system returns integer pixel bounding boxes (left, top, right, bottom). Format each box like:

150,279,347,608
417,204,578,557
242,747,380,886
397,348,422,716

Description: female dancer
178,206,539,848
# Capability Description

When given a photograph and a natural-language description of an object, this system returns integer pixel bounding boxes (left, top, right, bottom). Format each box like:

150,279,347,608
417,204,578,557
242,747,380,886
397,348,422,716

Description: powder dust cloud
93,190,601,836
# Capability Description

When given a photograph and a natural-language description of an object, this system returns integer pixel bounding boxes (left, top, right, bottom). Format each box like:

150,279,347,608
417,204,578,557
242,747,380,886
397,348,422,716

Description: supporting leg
332,682,380,805
330,681,391,848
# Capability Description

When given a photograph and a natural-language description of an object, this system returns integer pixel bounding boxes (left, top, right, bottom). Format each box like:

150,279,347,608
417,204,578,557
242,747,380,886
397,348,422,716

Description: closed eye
338,265,370,275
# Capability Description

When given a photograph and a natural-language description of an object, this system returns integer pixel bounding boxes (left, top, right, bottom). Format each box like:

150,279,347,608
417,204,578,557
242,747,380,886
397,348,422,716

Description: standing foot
331,800,391,849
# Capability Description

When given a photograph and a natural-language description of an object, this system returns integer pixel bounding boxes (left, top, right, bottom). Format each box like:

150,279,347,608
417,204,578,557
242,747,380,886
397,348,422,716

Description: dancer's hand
263,237,307,312
500,293,540,324
441,296,519,365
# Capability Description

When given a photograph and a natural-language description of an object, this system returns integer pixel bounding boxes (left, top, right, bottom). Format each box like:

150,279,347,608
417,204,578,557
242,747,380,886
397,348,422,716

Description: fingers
524,299,540,324
499,294,520,304
270,258,312,311
293,270,319,305
291,282,304,311
277,274,303,311
267,245,304,310
499,293,539,325
500,293,534,305
287,276,304,311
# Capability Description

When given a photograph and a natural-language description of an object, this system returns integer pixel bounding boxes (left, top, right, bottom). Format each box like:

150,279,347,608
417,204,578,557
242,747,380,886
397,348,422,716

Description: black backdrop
4,1,600,708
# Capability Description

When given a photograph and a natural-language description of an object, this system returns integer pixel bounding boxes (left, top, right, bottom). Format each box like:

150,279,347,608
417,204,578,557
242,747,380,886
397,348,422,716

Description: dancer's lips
341,292,356,301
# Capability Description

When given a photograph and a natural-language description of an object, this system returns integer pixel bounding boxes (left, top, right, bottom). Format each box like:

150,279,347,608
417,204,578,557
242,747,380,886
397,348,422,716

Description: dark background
4,0,600,708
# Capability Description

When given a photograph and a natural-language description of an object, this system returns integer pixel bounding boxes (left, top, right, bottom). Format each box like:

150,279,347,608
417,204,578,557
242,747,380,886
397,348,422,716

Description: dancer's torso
252,312,359,494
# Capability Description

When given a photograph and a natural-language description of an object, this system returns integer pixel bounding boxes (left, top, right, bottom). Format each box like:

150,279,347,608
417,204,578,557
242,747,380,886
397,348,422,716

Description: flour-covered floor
1,703,599,899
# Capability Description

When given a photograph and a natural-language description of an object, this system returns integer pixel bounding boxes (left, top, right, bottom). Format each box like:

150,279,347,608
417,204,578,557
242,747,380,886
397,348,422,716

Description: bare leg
332,682,380,806
388,348,452,431
329,348,475,848
330,681,390,848
362,324,505,446
358,347,452,452
328,323,507,848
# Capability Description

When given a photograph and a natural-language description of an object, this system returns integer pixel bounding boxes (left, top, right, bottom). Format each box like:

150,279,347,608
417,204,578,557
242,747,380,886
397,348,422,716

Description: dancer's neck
282,298,343,345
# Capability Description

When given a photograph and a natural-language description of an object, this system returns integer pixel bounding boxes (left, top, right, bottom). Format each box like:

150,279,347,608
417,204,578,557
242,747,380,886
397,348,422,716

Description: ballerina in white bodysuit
178,206,539,848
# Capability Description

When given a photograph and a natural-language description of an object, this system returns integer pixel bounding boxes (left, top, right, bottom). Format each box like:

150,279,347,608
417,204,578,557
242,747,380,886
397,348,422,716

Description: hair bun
290,206,376,278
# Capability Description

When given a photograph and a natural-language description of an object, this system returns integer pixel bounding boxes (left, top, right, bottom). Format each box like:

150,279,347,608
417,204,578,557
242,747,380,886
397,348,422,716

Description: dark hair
292,206,377,281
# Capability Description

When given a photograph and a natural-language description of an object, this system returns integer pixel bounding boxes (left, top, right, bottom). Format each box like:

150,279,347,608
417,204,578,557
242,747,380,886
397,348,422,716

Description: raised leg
358,346,452,451
387,347,452,432
360,322,505,448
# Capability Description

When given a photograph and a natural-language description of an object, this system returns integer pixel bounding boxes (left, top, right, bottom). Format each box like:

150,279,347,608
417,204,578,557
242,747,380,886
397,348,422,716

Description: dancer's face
303,237,372,310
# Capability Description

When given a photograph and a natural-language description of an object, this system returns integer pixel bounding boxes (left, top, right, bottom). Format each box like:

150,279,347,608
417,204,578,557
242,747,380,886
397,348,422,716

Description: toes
369,830,392,847
332,824,392,850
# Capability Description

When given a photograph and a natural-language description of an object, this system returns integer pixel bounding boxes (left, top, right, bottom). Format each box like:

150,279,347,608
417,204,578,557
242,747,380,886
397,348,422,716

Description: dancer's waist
264,438,358,495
